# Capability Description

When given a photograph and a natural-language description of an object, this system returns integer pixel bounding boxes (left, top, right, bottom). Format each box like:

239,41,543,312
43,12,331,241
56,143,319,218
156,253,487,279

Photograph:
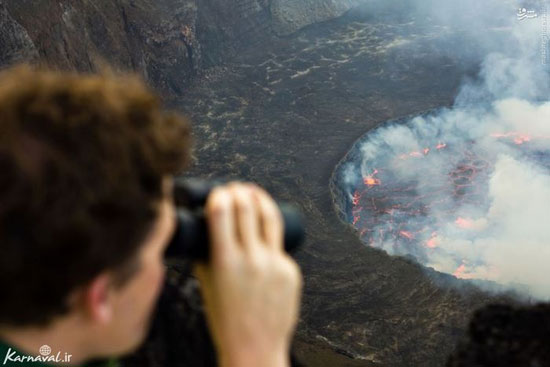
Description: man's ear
84,273,114,324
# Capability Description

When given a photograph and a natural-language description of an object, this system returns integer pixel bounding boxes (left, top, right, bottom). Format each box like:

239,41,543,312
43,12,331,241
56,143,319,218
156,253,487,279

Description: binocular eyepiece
165,178,305,261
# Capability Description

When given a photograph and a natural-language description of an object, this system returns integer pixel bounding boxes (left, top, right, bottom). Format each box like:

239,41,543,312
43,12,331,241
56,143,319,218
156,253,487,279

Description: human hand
193,183,303,367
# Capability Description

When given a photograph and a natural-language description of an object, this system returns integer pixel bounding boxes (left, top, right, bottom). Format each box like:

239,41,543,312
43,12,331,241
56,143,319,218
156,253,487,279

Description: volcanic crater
172,4,519,366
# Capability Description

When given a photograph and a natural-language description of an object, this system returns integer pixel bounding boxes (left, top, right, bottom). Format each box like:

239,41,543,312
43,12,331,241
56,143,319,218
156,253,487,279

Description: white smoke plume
343,0,550,299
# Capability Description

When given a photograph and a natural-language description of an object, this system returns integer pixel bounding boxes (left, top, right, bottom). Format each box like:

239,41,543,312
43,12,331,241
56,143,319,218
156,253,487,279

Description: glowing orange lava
491,132,532,145
363,169,381,186
352,191,361,205
455,217,474,229
426,233,439,248
398,143,447,160
453,264,466,278
399,231,414,239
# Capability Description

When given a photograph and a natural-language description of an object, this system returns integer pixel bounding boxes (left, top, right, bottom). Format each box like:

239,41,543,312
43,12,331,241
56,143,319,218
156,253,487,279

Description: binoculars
165,178,305,261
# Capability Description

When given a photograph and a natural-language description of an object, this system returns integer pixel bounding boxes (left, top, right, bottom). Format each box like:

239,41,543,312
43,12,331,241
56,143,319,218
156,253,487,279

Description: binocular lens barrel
165,179,305,261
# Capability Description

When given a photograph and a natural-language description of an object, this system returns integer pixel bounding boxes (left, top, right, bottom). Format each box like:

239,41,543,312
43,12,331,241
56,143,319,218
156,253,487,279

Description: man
0,65,302,367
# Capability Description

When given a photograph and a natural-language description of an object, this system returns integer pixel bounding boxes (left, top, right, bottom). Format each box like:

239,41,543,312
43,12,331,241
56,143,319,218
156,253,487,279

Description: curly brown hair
0,65,191,326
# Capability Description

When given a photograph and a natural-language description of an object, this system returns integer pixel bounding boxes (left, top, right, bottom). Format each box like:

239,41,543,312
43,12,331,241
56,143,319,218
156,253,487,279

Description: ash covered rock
121,262,218,367
177,2,523,364
270,0,359,36
0,0,359,94
0,1,37,66
0,0,200,96
0,1,525,366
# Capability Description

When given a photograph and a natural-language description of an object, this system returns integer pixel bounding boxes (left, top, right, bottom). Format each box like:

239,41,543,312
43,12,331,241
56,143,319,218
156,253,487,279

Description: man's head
0,65,191,358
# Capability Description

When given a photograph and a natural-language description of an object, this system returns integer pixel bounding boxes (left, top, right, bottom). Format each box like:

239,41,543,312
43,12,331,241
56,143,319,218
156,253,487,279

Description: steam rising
343,0,550,298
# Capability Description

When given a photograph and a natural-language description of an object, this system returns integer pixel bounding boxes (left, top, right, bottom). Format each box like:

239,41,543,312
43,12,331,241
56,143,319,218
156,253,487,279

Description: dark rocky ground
150,5,516,367
0,1,521,366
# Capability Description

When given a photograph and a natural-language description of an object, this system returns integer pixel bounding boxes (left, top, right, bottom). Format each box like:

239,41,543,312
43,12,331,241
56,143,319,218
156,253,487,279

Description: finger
205,187,238,264
230,183,262,254
251,185,284,252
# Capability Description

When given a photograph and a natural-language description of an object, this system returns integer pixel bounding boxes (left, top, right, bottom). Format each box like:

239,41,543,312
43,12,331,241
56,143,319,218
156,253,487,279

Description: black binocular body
165,179,305,261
